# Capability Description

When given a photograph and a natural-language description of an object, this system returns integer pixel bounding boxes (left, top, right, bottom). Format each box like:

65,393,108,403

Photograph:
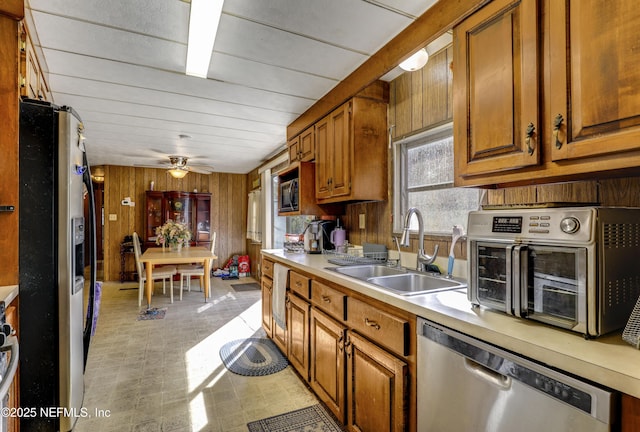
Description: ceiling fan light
399,48,429,72
168,168,189,179
186,0,224,78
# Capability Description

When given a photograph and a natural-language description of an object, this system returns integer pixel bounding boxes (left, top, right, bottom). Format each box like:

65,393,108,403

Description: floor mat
247,404,346,432
137,307,167,321
231,282,261,291
219,337,287,376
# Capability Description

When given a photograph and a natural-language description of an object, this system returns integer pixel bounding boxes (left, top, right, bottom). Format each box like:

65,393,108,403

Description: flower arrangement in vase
155,219,191,251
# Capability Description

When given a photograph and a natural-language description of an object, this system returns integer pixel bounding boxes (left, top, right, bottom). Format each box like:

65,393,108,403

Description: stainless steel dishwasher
417,318,618,431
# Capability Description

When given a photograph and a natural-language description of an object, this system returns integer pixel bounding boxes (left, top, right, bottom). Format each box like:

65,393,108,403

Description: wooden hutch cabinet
144,191,212,249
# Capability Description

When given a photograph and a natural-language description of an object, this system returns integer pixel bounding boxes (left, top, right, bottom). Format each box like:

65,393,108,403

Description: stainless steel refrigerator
19,99,99,432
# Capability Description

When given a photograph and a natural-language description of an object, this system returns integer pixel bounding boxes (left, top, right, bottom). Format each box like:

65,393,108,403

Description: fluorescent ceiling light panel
186,0,224,78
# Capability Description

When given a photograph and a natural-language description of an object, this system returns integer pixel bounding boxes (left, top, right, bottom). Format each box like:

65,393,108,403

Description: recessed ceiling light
185,0,224,78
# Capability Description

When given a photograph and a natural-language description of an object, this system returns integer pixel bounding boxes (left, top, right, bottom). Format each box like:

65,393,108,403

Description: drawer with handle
347,296,409,357
262,258,274,278
289,271,311,299
311,280,346,321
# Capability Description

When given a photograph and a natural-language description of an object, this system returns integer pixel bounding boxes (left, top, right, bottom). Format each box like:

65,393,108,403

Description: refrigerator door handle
82,150,99,371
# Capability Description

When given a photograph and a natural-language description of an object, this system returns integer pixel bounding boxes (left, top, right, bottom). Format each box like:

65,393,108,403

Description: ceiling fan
166,155,213,178
133,154,215,178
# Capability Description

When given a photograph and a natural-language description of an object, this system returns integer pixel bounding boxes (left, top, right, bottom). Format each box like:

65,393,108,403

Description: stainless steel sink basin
326,264,466,296
366,273,465,296
329,264,406,279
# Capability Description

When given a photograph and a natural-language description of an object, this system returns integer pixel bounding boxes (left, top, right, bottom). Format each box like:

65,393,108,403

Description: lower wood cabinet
310,307,347,423
261,275,273,337
346,331,407,432
287,293,311,380
272,307,287,354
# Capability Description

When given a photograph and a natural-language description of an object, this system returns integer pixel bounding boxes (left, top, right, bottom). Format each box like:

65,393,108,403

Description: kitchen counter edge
0,285,19,307
262,249,640,399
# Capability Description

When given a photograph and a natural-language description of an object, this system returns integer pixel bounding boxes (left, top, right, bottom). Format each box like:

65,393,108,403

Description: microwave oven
467,207,640,338
279,178,299,213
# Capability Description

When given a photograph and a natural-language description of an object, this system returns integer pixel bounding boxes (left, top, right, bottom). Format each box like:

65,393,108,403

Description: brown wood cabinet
261,274,273,337
287,292,310,380
346,331,407,432
0,3,23,287
453,0,540,179
315,97,388,203
548,0,640,162
272,301,287,354
288,125,315,163
454,0,640,187
309,307,347,422
267,263,413,432
19,21,51,101
143,190,211,248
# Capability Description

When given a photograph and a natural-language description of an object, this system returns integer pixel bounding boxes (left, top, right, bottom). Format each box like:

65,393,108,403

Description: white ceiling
26,0,440,174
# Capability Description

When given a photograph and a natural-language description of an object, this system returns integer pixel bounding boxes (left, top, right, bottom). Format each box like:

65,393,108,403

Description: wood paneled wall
389,46,453,140
102,165,247,281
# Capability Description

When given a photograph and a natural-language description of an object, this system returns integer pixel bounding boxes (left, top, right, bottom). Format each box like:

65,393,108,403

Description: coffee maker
303,220,336,254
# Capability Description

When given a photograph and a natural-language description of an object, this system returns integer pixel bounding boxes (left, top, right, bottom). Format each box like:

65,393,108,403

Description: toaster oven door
521,245,588,333
470,241,516,315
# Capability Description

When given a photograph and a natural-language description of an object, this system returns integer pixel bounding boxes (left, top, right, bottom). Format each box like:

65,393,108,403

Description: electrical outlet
359,213,366,229
109,214,117,221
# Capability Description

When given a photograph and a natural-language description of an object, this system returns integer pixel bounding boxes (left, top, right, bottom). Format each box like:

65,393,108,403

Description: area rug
219,337,287,376
137,307,167,321
231,282,261,291
247,404,346,432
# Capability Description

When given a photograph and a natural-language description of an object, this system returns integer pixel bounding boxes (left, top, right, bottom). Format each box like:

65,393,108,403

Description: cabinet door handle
553,114,564,149
322,295,331,303
295,281,302,288
525,122,536,155
365,318,380,330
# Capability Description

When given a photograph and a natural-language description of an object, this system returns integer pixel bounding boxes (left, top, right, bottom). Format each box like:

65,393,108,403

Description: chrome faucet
399,207,439,272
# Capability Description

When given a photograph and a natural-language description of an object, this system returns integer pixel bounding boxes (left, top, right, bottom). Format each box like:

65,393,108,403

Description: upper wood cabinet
315,97,388,203
453,0,540,179
454,0,640,187
288,125,315,163
19,22,51,102
548,0,640,161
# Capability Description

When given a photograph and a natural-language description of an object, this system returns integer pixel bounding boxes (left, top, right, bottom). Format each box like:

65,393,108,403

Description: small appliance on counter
330,219,347,253
467,206,640,338
303,219,336,254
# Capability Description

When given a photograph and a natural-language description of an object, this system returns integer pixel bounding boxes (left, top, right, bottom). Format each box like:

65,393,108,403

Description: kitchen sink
326,264,466,296
329,264,407,279
367,273,465,295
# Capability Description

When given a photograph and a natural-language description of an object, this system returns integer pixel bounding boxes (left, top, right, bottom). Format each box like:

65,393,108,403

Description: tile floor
75,276,318,432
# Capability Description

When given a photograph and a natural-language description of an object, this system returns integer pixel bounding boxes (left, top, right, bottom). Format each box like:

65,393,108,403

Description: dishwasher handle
464,357,511,390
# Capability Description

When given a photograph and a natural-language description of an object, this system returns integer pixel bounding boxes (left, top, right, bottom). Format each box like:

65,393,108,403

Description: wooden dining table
139,246,217,307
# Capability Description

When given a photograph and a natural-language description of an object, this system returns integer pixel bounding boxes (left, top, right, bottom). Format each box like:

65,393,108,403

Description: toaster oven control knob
560,217,580,234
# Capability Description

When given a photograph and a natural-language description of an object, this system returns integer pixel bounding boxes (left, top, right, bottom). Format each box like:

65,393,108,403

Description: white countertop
262,249,640,399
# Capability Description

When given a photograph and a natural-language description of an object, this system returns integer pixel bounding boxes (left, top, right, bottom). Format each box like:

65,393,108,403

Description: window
394,124,480,234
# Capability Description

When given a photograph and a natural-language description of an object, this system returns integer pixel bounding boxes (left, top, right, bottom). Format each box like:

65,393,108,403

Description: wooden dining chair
177,232,216,300
132,232,178,306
